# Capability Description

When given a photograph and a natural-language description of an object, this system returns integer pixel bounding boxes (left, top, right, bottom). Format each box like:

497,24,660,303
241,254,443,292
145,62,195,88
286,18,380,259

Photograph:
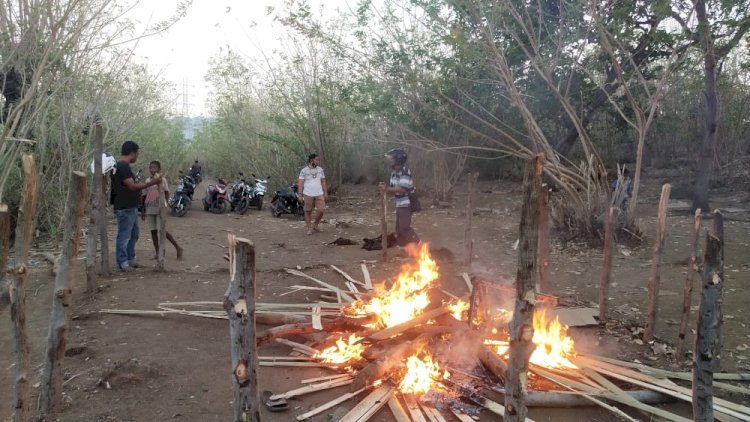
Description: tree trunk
692,211,724,422
223,234,260,422
13,154,38,266
10,266,31,422
40,171,87,414
677,209,702,358
691,0,718,213
381,191,388,262
505,154,543,422
599,207,615,322
464,172,479,265
537,183,550,293
644,184,671,342
85,122,103,292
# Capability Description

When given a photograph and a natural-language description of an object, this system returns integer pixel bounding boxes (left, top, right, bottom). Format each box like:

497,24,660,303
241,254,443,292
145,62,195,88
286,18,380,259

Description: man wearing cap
379,148,420,246
112,140,162,272
297,154,328,235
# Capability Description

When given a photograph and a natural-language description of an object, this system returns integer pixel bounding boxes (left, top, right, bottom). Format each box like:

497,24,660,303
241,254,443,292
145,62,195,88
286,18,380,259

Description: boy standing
141,160,184,260
298,154,328,235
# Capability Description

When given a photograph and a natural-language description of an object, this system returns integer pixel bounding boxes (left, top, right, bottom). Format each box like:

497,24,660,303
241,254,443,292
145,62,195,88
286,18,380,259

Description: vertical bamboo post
677,209,702,357
504,154,543,422
381,191,388,261
85,121,103,291
224,234,260,422
643,183,671,342
10,154,37,422
0,204,9,314
464,172,479,265
98,125,110,276
692,211,723,422
155,174,166,271
537,183,550,293
40,171,87,414
599,207,615,322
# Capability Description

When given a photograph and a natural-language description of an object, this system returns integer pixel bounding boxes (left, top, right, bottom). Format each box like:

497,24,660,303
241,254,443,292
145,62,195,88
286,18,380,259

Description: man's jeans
115,208,139,269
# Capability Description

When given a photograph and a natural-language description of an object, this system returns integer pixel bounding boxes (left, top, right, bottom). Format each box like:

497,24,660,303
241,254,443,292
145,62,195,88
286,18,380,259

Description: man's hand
151,173,163,186
378,182,387,193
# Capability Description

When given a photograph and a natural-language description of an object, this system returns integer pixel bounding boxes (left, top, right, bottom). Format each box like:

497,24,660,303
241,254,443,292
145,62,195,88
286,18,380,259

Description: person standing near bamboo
140,160,183,261
379,148,420,247
297,154,328,235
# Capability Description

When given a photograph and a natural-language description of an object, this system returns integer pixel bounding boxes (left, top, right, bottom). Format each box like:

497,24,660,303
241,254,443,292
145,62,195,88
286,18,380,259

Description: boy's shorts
303,195,325,212
146,214,159,231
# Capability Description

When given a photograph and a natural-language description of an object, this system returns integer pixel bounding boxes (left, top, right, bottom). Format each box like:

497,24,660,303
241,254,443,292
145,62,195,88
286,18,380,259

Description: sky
128,0,352,117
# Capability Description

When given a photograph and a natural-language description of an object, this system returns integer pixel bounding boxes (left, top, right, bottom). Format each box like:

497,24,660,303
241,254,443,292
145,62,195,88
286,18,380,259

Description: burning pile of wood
257,243,750,422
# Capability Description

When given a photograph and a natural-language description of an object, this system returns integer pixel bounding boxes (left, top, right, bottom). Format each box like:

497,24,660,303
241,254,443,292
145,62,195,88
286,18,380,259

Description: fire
530,308,577,369
315,334,364,366
353,243,439,328
398,352,446,394
448,300,469,321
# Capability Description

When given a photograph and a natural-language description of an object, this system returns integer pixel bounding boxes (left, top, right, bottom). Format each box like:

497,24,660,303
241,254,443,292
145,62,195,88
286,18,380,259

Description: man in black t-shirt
112,141,162,271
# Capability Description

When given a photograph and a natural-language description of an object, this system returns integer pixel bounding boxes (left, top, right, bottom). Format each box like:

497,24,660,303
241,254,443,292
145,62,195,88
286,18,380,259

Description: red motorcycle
203,178,229,213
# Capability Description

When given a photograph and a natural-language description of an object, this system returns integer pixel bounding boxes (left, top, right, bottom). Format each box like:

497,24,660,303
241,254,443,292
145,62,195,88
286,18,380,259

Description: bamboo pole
40,171,87,414
85,122,103,291
381,190,388,261
223,234,260,422
295,387,366,421
537,183,550,293
505,154,543,422
388,396,412,422
677,209,702,357
13,154,38,266
98,169,110,276
693,211,724,422
155,172,166,271
0,204,10,313
644,183,671,342
464,172,479,265
599,207,615,322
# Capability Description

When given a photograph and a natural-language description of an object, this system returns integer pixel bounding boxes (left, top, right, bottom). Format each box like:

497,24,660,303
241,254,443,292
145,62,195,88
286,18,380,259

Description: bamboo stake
599,206,615,322
361,263,373,290
155,172,167,271
99,168,110,276
403,395,427,422
644,183,671,341
13,154,38,266
0,204,10,314
505,154,543,422
677,209,702,357
537,183,550,293
9,265,31,422
40,171,87,414
86,121,103,292
275,338,320,355
451,410,475,422
295,387,367,421
301,374,352,384
258,362,327,367
224,235,260,422
388,396,412,422
270,378,353,400
285,268,354,302
381,190,388,261
331,264,367,288
419,403,448,422
464,172,479,265
694,211,725,422
339,384,395,422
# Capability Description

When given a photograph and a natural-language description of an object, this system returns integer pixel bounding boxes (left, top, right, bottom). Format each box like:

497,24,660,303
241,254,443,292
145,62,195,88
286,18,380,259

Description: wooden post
464,172,479,265
0,204,9,311
85,122,103,291
13,154,38,266
504,154,543,422
224,234,260,422
599,207,615,322
677,209,702,357
155,174,167,271
643,183,671,342
692,211,724,422
381,190,388,261
98,126,110,276
40,171,87,414
537,183,550,293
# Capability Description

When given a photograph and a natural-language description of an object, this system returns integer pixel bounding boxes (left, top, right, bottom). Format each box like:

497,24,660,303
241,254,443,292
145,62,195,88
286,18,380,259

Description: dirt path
1,179,748,421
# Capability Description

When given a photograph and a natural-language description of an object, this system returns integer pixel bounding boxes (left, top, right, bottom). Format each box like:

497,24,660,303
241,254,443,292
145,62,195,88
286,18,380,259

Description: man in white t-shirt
298,154,328,235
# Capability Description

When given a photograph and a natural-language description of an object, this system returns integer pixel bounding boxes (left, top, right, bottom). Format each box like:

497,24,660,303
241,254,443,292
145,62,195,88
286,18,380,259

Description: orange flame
315,334,364,366
448,300,469,321
530,308,577,369
398,352,446,394
352,243,439,328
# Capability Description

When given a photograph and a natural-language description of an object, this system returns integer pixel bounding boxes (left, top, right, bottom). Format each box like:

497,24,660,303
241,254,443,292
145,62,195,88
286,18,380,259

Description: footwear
306,228,313,235
119,265,135,273
176,247,184,261
128,259,140,268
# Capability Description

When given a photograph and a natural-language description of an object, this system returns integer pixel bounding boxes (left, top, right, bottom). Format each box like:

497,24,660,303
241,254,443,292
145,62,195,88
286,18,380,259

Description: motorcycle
170,171,197,217
248,174,270,211
202,178,229,214
270,183,304,219
229,173,253,214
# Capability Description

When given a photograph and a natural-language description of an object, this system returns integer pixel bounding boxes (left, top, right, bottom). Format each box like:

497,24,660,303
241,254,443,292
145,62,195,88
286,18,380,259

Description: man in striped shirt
379,148,420,246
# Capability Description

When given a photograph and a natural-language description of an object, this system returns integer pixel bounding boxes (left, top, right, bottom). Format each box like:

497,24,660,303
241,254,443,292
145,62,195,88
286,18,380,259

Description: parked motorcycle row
167,170,305,218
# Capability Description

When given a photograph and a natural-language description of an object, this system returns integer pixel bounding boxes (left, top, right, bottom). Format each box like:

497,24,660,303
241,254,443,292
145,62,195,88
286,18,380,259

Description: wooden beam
85,122,103,292
0,204,9,314
339,383,394,422
644,183,671,341
13,154,38,266
367,306,449,341
387,396,412,422
223,235,260,422
40,171,87,415
677,208,702,357
270,378,352,400
9,265,31,422
361,263,373,290
403,395,428,422
295,387,367,421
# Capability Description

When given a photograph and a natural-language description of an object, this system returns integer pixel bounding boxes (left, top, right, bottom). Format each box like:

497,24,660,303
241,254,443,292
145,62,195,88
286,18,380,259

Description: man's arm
321,177,328,198
123,175,161,191
297,178,304,199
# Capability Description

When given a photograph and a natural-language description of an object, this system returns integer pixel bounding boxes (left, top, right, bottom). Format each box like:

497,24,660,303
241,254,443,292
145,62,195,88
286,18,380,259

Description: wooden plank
311,306,322,330
270,378,352,400
403,395,428,422
285,268,355,302
339,384,394,422
274,338,319,355
551,307,598,327
451,410,475,422
387,397,412,422
361,263,373,290
295,387,366,421
331,265,368,288
301,374,352,384
461,272,472,293
644,183,671,341
367,306,449,341
677,208,702,357
419,403,447,422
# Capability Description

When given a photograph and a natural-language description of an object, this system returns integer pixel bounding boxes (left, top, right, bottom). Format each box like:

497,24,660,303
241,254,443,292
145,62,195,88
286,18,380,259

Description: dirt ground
1,172,749,422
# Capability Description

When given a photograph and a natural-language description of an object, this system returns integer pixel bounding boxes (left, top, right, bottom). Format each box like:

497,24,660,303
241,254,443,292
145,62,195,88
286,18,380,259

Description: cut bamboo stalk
537,183,550,293
677,208,702,357
331,264,367,288
13,154,38,267
295,387,366,421
352,334,431,391
505,154,543,422
270,378,353,400
644,183,671,341
312,306,322,330
388,396,412,422
86,122,103,292
361,263,373,290
419,403,447,422
367,306,449,341
275,338,320,355
464,172,479,265
301,374,352,384
258,356,314,361
451,410,475,422
258,362,328,367
97,125,110,276
381,190,388,261
340,383,394,422
599,207,615,321
0,204,10,314
403,395,427,422
285,268,355,302
40,171,87,415
461,272,472,293
224,235,260,422
9,265,31,422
